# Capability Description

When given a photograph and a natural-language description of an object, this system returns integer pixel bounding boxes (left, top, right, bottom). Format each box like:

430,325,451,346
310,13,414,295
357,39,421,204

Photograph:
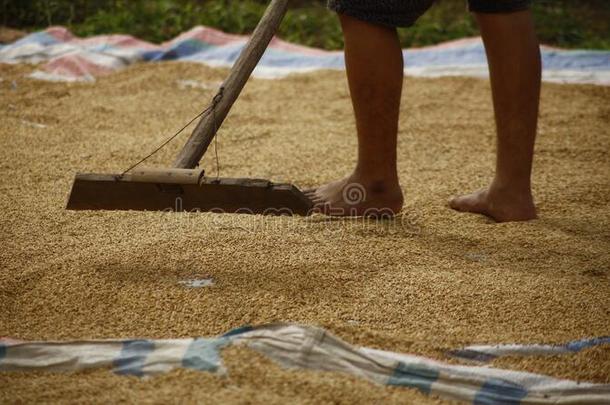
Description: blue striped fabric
182,338,228,372
473,379,528,405
222,326,254,338
388,362,439,394
566,336,610,352
113,340,155,376
1,325,609,404
449,335,610,362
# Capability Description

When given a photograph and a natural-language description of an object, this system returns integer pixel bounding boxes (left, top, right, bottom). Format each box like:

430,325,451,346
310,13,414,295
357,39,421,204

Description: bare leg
449,9,541,222
306,14,404,217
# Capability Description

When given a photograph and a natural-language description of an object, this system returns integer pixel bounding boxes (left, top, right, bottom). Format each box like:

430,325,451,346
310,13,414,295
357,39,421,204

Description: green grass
2,0,609,50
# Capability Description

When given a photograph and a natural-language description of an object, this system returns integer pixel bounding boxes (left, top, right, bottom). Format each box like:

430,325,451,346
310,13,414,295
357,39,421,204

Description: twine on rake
115,86,225,180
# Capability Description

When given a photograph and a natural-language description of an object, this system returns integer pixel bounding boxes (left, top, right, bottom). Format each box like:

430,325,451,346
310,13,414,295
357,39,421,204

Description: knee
338,12,399,40
338,12,371,31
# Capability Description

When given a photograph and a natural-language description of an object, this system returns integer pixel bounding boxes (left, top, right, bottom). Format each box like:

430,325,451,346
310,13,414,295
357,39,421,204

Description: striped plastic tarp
449,336,610,363
1,26,609,85
2,324,609,404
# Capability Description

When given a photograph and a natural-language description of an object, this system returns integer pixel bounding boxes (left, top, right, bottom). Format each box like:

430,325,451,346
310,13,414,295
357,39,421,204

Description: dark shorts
327,0,532,28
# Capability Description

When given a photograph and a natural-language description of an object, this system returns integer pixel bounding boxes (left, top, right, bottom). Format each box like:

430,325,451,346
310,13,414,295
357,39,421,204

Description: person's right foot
305,174,403,217
449,184,537,222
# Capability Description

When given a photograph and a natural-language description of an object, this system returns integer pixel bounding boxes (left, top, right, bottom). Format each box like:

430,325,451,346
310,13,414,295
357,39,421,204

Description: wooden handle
173,0,289,169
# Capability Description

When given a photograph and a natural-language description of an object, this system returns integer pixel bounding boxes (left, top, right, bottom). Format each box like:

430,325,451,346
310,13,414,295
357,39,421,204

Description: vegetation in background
2,0,609,50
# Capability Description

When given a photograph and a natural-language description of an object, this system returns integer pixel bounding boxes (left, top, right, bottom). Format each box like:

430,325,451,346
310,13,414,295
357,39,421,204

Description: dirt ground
0,62,609,404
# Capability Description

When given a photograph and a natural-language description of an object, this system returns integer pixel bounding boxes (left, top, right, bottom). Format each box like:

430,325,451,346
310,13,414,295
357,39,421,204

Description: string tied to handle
115,85,225,180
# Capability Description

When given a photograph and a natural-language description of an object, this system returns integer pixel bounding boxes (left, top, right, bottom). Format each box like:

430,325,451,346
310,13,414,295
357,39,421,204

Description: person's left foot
448,183,537,222
305,174,403,217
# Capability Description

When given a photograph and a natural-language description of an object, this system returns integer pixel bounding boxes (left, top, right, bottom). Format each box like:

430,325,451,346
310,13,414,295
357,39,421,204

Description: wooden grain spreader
66,0,312,216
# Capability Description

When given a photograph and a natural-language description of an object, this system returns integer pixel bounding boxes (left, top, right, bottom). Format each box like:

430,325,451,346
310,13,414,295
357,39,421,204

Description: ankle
490,177,532,198
352,167,399,187
351,174,400,194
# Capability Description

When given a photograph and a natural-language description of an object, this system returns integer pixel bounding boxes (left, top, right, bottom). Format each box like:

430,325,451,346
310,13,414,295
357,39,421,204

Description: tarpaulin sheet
2,324,609,404
1,26,609,85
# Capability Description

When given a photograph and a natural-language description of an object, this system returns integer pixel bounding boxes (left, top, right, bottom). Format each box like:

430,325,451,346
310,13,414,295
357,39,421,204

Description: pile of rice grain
0,61,608,403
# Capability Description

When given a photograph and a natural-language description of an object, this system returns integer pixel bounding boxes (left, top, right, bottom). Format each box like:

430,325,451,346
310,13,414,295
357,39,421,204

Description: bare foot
449,185,537,222
305,174,403,217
